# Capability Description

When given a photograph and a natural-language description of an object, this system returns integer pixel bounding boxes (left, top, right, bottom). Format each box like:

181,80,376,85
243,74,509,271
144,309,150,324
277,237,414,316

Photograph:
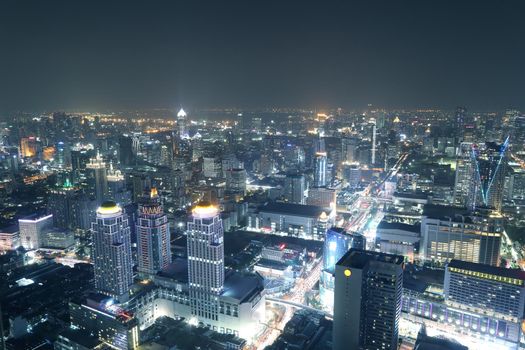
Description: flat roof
377,221,420,233
447,259,525,281
221,271,264,303
337,248,404,269
58,329,102,348
422,204,472,222
259,202,327,217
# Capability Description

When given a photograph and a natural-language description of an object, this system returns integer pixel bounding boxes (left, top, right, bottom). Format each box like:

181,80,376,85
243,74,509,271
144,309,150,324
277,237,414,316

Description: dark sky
1,0,524,112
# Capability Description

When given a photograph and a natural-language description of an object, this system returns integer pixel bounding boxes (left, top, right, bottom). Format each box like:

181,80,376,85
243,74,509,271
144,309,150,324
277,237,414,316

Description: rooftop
447,259,525,281
377,221,420,233
58,329,102,348
337,248,404,269
259,202,328,217
221,271,264,303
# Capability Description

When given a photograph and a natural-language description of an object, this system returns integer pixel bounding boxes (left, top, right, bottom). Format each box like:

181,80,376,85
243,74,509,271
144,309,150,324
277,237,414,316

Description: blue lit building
320,227,365,312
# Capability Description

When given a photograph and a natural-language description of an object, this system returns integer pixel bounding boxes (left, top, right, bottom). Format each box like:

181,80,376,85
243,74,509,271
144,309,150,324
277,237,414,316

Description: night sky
1,0,525,112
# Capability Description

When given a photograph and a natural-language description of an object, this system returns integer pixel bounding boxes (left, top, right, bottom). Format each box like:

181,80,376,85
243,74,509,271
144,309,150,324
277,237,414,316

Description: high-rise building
320,227,365,311
333,249,404,350
420,205,503,266
18,213,53,250
20,136,38,158
225,168,247,197
453,142,473,207
92,201,133,301
107,165,132,206
187,202,224,322
455,106,468,140
467,138,509,212
445,259,525,324
137,188,171,276
86,153,108,205
314,152,327,187
47,179,79,230
119,135,134,166
284,173,305,204
177,108,188,138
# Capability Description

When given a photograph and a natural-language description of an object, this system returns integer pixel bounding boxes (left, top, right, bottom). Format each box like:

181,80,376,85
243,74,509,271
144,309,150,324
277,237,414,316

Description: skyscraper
225,168,247,197
118,135,134,166
314,152,327,187
320,227,365,311
92,201,133,301
177,108,188,138
452,142,473,207
467,138,509,212
86,153,108,205
333,249,404,350
137,188,171,276
47,178,78,230
284,173,305,204
187,202,224,322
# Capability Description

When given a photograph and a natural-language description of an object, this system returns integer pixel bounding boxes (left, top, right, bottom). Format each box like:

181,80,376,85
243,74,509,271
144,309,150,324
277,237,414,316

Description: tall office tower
467,138,509,212
420,205,503,266
71,147,94,172
86,153,109,205
445,260,525,325
370,119,377,165
320,228,365,311
333,249,404,350
455,106,467,138
225,168,247,197
187,202,224,322
92,201,133,300
18,213,53,250
284,173,306,204
251,117,262,132
342,136,358,163
119,135,134,166
159,144,173,167
177,108,188,138
20,136,38,158
47,179,79,230
107,165,131,206
452,142,474,207
314,152,327,187
137,188,171,276
55,141,69,168
4,146,19,174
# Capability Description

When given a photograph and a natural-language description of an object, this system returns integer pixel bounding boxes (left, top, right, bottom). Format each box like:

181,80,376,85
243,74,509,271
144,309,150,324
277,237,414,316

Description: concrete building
320,227,365,312
92,201,133,301
18,213,53,250
444,259,525,323
255,202,334,239
0,225,20,251
69,294,139,350
86,153,109,205
137,188,171,276
333,249,404,350
283,173,305,204
420,205,502,266
376,221,420,262
307,186,336,208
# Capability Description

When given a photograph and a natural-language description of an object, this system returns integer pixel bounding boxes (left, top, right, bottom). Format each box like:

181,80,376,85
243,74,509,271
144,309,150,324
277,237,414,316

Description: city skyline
3,1,525,350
